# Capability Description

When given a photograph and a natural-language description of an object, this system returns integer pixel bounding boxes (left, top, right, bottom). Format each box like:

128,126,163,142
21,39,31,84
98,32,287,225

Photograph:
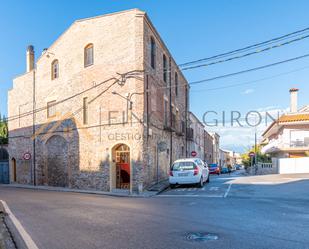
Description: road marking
224,184,232,198
157,194,223,198
0,200,39,249
210,187,219,191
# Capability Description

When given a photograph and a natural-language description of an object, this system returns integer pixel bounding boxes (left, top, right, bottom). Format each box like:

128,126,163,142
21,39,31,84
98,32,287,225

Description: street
1,172,309,249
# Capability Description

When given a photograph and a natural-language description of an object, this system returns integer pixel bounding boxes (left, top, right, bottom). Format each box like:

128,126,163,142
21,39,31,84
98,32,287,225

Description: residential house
187,112,205,160
204,129,214,164
210,132,220,165
261,88,309,158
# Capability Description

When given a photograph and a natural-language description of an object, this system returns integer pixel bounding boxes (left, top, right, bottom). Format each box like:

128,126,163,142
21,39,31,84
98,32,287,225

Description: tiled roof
278,114,309,123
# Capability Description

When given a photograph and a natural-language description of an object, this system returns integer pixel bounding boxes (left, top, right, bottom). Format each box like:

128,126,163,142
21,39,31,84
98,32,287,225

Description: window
84,43,94,67
150,37,156,69
83,97,88,125
164,99,168,126
47,101,56,118
51,60,59,80
163,54,167,83
175,72,178,96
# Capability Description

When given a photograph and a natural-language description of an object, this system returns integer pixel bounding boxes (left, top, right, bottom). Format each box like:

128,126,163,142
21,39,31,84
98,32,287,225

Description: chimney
289,88,299,113
26,45,34,72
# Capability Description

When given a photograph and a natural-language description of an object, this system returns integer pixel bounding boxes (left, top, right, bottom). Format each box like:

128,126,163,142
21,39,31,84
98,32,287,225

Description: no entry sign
248,152,255,157
191,151,197,157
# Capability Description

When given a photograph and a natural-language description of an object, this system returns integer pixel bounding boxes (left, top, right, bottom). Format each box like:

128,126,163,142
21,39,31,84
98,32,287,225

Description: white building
262,89,309,158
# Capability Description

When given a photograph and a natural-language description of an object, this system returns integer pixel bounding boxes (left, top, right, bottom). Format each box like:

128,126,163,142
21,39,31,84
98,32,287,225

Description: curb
1,184,157,198
0,200,39,249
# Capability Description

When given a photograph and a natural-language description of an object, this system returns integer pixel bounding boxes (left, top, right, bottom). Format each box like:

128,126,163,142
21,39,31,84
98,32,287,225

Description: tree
241,144,271,168
0,115,8,145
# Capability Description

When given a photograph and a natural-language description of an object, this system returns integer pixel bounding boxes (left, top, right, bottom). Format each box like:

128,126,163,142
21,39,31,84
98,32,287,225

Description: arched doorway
11,158,16,182
45,135,68,187
112,144,130,189
0,148,9,184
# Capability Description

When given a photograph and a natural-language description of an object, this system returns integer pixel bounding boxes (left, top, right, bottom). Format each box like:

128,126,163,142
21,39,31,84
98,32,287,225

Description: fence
278,157,309,174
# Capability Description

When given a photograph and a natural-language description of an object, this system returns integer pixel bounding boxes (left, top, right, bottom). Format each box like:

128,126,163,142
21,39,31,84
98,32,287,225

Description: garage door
0,162,9,184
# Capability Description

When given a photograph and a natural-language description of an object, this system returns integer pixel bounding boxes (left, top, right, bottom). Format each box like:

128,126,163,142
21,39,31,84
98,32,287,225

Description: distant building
188,112,205,160
261,89,309,158
210,133,220,165
204,130,214,164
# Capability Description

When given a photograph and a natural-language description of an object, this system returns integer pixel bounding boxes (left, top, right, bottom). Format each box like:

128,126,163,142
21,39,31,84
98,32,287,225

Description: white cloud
242,89,254,95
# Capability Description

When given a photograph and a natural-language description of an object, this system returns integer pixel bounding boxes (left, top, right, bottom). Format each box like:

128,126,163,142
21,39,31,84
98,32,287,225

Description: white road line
0,200,39,249
156,195,223,198
224,184,232,198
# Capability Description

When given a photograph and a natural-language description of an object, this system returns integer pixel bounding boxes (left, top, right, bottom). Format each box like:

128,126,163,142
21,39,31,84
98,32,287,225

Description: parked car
209,163,220,175
169,158,210,188
235,164,242,170
221,167,230,174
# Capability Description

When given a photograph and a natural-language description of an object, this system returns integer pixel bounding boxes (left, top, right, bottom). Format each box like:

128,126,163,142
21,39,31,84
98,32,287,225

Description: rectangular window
163,55,167,83
47,101,56,118
83,97,88,125
164,99,168,126
175,72,178,96
150,37,156,69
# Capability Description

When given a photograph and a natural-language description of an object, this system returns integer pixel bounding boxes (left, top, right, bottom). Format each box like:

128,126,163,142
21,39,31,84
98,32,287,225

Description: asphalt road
0,172,309,249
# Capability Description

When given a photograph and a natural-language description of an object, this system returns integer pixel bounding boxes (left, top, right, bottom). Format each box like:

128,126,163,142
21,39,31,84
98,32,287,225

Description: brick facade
8,9,189,193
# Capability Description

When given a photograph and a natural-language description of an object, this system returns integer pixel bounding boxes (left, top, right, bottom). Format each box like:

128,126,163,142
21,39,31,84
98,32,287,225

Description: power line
179,26,309,67
181,34,309,71
190,66,309,92
5,70,144,122
189,53,309,85
6,52,309,122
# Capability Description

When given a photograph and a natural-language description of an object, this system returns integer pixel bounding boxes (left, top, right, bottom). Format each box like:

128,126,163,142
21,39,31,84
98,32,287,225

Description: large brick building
8,9,189,193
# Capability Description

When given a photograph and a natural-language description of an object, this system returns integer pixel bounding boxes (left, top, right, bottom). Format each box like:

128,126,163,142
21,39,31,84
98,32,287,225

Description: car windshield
209,164,217,168
172,161,196,171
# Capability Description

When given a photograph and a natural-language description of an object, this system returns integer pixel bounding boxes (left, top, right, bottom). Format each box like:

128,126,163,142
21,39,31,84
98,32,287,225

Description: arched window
150,37,156,69
51,60,59,80
84,43,94,67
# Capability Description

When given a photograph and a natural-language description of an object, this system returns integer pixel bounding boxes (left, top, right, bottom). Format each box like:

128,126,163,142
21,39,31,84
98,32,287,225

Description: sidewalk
1,184,159,198
147,179,170,193
0,203,16,249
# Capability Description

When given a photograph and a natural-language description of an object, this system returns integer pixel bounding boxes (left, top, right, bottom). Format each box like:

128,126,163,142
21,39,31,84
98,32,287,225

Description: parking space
158,172,237,198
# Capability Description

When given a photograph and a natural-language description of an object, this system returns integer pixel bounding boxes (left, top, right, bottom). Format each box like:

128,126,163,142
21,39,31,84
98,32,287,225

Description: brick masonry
8,9,189,193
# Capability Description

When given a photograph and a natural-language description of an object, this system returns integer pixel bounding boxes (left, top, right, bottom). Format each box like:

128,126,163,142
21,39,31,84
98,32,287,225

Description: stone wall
8,9,189,192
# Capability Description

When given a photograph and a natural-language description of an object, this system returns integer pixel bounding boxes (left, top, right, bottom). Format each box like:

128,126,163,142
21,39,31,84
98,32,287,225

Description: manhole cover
186,232,219,242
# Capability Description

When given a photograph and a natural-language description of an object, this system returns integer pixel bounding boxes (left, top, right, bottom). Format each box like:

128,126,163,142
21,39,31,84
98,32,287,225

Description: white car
169,158,210,188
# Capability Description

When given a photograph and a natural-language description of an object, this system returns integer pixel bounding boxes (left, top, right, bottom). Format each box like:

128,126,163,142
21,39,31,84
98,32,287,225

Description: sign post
248,152,255,173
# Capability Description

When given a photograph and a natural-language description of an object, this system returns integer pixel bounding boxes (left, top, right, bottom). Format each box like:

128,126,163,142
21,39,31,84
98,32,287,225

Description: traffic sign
23,152,31,160
191,151,197,157
248,152,255,157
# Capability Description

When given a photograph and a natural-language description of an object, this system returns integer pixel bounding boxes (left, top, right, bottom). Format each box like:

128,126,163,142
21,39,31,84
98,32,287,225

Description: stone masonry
8,9,189,193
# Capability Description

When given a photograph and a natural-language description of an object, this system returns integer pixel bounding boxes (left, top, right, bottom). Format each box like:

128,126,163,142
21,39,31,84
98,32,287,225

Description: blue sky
1,0,309,151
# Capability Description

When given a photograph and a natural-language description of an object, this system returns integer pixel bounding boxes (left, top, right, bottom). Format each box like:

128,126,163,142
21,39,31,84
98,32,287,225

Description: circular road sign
191,151,197,157
248,152,255,157
23,152,31,160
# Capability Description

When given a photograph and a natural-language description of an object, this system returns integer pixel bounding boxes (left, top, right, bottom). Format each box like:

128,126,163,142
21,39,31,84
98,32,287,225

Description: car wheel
206,175,210,183
170,184,176,189
198,177,204,188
